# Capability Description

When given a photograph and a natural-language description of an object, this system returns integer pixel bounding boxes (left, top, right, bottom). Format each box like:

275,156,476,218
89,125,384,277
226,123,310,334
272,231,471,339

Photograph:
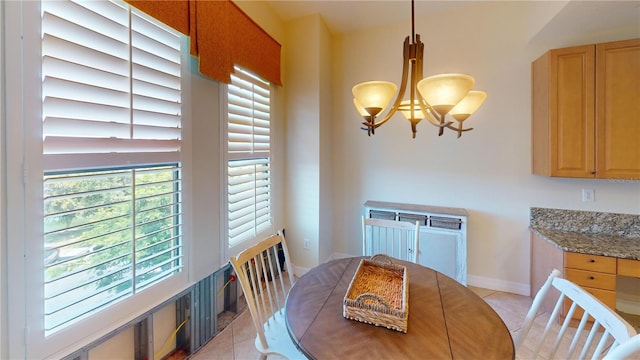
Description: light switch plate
582,188,595,202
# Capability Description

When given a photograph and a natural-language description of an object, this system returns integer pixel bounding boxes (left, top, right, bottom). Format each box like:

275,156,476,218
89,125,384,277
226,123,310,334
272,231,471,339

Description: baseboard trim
292,264,309,278
291,253,352,278
467,274,530,296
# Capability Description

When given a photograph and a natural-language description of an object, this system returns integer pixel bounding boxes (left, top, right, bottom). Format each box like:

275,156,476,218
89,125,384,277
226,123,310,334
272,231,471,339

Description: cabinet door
417,228,466,285
532,45,596,177
595,39,640,179
552,45,596,177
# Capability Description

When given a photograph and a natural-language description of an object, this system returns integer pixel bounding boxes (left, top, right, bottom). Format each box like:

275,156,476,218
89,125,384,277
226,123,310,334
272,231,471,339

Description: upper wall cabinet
531,38,640,179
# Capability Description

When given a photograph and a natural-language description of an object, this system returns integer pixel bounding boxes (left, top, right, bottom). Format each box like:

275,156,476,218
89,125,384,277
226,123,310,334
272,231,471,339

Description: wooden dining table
284,256,514,359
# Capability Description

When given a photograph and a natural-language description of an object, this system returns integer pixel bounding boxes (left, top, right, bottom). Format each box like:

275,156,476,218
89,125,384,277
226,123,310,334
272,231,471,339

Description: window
41,0,182,336
43,165,182,335
226,67,272,246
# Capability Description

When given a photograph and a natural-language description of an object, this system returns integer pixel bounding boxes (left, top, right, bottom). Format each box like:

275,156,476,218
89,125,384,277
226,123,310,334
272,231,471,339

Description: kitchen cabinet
531,38,640,179
531,232,640,325
563,252,617,321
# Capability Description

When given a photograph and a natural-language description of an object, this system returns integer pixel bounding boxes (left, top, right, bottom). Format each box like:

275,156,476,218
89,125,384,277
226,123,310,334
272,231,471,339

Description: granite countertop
530,207,640,261
530,227,640,260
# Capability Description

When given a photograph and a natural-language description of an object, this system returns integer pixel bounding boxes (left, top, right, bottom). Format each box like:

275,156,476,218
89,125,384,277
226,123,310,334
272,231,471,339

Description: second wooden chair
362,216,420,263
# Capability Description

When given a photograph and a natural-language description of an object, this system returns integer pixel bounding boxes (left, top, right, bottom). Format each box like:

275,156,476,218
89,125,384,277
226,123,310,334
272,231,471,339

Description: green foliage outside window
43,165,181,333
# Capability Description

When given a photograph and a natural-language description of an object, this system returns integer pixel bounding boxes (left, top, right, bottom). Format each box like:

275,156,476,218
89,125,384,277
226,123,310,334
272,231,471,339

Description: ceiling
262,0,640,39
263,0,474,35
529,1,640,44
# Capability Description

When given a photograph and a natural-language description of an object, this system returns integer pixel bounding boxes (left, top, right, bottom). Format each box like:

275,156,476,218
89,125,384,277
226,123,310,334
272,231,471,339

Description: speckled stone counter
530,207,640,260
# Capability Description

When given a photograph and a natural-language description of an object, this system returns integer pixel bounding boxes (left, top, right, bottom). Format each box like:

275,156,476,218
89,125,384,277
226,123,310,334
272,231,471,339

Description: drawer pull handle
589,276,595,280
588,259,595,263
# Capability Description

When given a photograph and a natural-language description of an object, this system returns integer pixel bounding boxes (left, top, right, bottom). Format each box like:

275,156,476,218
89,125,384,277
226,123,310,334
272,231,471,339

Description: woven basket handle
354,293,391,310
370,254,393,265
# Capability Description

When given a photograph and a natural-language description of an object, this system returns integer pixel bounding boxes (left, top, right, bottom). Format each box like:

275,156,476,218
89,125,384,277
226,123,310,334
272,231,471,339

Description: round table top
285,257,514,360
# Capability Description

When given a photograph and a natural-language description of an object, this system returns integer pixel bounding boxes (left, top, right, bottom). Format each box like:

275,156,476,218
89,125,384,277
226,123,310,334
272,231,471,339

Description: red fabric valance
125,0,282,85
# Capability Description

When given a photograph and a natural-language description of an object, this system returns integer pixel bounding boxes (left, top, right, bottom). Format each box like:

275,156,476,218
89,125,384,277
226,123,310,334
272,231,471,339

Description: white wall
330,1,640,294
525,0,570,41
283,15,322,268
318,16,334,265
0,1,5,357
189,57,224,279
283,14,334,270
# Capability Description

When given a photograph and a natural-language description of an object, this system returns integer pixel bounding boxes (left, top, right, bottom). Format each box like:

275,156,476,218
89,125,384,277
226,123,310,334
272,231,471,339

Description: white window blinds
42,0,182,171
227,67,272,246
228,68,270,156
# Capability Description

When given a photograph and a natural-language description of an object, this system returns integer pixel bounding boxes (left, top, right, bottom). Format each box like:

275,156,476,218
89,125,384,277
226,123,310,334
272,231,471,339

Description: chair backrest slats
230,233,296,351
256,252,270,323
362,216,420,263
516,269,637,360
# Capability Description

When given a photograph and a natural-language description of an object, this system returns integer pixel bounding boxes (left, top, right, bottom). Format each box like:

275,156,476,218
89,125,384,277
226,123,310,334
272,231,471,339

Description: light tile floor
189,286,533,360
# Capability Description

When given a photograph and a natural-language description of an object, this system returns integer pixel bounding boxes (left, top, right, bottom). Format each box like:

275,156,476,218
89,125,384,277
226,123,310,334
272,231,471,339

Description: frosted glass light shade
352,81,398,116
417,74,474,116
449,91,487,122
399,100,424,120
353,98,370,117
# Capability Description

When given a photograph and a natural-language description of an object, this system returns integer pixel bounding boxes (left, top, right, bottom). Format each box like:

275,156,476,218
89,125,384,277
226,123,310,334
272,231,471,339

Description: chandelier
352,0,487,138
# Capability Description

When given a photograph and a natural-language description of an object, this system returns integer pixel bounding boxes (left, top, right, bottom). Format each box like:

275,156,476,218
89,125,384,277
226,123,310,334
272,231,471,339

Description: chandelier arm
417,96,453,128
365,36,411,131
445,123,474,132
361,122,373,136
413,37,452,130
409,41,419,127
445,122,473,138
360,114,375,136
410,119,419,139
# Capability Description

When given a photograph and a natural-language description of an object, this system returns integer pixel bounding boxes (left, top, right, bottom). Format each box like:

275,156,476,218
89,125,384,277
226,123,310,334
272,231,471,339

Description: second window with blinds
226,66,273,249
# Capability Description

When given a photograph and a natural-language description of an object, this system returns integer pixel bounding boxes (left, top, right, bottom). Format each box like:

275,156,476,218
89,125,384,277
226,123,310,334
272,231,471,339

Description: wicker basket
343,254,409,333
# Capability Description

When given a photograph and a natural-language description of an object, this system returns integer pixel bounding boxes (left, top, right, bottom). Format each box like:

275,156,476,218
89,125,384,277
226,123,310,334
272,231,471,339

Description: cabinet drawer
565,268,616,290
565,252,616,273
618,258,640,278
565,287,616,320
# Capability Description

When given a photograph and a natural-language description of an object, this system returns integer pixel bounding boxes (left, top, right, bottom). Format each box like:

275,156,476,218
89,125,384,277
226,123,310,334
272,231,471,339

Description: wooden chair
362,216,420,263
229,233,302,359
515,269,637,360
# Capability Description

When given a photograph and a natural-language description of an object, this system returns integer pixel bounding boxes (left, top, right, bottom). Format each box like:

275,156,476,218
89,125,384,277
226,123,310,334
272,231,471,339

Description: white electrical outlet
582,188,595,202
303,238,310,249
